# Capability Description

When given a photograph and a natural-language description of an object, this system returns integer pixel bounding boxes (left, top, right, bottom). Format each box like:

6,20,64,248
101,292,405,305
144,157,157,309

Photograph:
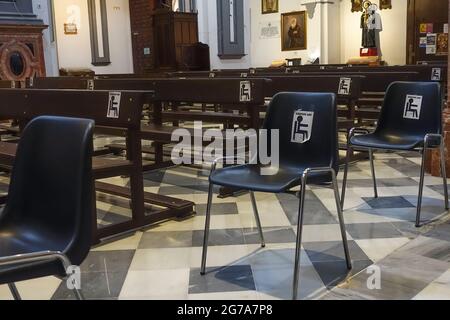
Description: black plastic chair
341,82,449,227
200,92,352,300
0,116,94,300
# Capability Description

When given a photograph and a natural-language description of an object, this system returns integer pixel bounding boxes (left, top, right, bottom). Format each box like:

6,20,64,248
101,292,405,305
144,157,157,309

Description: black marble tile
96,209,131,226
304,240,371,263
312,259,372,288
80,250,135,273
196,203,239,216
138,231,193,249
277,192,337,226
158,185,209,195
52,271,127,300
403,236,450,263
251,264,325,300
346,222,404,240
189,265,255,294
363,196,415,209
383,158,421,176
243,227,296,244
192,228,246,247
424,223,450,242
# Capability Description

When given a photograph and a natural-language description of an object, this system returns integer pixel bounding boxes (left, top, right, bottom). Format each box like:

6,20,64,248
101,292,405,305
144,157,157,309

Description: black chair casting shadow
200,92,352,300
0,116,94,300
341,82,449,227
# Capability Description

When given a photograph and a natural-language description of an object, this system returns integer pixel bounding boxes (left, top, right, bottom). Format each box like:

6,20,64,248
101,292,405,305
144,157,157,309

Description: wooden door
407,0,449,64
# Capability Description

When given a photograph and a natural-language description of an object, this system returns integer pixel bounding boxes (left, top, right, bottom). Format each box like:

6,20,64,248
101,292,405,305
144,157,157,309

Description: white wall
339,0,408,65
53,0,133,74
32,0,59,76
250,1,323,67
197,0,252,69
198,0,409,68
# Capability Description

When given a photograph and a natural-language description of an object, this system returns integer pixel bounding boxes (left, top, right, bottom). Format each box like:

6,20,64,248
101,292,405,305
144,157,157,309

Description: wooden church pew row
93,76,365,161
0,88,194,244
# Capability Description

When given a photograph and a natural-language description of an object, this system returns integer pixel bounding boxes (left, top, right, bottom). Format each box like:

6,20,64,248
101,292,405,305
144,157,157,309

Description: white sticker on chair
291,110,314,144
239,81,252,102
107,92,122,119
431,68,442,81
338,77,352,95
403,95,423,120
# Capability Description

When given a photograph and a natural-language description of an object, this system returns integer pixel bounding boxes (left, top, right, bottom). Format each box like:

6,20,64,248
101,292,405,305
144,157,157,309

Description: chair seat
0,224,68,284
350,133,424,151
210,164,332,193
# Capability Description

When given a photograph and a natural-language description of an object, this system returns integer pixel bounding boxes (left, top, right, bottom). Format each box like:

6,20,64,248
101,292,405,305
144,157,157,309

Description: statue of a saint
361,1,382,48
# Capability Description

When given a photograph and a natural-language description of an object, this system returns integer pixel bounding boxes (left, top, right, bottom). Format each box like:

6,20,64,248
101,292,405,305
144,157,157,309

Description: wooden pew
0,88,194,244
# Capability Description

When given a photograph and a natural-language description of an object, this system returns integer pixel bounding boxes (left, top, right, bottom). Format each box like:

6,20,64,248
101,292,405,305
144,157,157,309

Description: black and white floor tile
1,151,450,300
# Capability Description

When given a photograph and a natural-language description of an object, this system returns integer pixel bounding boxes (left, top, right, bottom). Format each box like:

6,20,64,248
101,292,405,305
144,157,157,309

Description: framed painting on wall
380,0,392,10
262,0,278,14
281,11,307,51
351,0,363,12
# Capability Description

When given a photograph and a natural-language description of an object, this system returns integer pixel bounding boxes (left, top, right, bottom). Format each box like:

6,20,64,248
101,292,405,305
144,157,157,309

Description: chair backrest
376,82,442,138
2,116,94,264
263,92,338,174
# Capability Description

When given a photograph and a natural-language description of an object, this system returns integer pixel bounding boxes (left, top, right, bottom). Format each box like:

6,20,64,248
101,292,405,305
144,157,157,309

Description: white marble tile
0,277,62,300
299,224,353,242
130,248,192,270
93,232,143,251
355,237,411,262
190,245,252,268
188,290,259,300
119,269,190,300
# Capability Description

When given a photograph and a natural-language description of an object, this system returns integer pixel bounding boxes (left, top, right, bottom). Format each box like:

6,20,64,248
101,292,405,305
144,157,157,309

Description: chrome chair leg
416,148,427,227
341,138,352,209
369,149,378,198
292,176,307,300
8,283,21,300
250,191,266,248
201,182,214,275
73,288,85,300
440,141,449,210
332,171,352,270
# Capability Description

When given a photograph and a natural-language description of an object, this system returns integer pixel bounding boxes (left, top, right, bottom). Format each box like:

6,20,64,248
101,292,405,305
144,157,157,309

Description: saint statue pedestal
360,47,378,57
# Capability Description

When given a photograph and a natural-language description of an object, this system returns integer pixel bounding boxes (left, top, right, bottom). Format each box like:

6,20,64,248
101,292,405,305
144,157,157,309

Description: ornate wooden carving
0,24,47,81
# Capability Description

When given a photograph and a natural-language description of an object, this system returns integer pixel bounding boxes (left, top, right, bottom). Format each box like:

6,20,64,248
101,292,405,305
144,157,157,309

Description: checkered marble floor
1,151,450,300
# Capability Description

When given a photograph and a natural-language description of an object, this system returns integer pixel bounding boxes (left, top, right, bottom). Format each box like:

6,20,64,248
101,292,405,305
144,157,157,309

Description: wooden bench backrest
0,89,145,128
258,75,364,100
92,78,270,105
28,77,92,90
0,80,16,88
154,78,270,104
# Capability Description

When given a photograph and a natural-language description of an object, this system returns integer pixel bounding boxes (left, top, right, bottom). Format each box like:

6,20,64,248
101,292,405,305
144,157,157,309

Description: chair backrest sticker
291,110,314,144
87,79,95,90
240,81,252,102
431,68,442,81
338,77,352,95
209,72,216,78
403,95,423,120
240,73,248,78
107,92,122,119
29,77,34,87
